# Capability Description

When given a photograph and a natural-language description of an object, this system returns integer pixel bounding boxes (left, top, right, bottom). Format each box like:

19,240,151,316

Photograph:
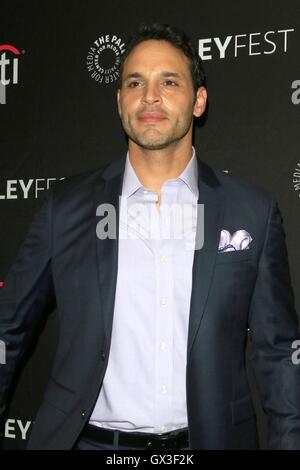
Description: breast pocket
215,250,253,265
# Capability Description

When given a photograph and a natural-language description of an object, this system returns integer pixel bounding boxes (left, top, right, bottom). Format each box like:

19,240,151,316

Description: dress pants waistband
82,424,189,450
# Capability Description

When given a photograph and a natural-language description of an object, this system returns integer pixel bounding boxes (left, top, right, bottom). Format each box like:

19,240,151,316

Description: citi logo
0,44,22,104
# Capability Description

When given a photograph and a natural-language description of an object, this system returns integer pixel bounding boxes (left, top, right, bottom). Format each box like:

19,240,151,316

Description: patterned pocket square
218,229,253,252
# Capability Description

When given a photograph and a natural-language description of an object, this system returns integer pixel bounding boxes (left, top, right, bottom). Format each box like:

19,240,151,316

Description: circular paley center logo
86,34,126,85
292,162,300,198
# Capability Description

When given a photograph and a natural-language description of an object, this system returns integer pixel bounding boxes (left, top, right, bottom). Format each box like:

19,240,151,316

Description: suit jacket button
101,351,106,361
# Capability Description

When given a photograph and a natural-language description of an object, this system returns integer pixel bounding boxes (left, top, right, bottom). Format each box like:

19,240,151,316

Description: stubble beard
121,114,193,151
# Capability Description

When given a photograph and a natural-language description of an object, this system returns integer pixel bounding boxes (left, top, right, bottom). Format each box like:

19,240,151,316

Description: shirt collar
122,146,198,199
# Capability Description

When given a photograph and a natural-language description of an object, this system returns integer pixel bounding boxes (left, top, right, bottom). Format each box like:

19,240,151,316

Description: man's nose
141,83,161,105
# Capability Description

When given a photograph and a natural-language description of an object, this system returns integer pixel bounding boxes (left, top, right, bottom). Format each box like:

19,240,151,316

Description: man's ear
193,86,207,118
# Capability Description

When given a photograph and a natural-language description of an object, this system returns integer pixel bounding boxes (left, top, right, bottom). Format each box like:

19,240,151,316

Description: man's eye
128,81,141,88
163,80,177,86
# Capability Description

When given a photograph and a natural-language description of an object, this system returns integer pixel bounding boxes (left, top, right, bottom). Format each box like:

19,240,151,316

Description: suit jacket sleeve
0,188,56,422
248,197,300,449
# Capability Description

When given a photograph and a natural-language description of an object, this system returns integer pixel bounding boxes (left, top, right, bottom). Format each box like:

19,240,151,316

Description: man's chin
130,133,175,150
134,140,172,150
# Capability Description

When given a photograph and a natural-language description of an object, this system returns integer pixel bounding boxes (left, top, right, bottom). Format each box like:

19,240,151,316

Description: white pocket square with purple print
218,229,253,252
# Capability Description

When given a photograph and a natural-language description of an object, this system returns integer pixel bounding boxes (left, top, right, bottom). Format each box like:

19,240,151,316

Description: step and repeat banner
0,0,299,449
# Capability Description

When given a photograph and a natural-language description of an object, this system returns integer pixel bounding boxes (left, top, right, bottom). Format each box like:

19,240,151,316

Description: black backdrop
0,0,299,449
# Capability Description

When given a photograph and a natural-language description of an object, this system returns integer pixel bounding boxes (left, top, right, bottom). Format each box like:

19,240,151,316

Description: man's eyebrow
124,72,143,81
124,71,183,81
160,71,183,79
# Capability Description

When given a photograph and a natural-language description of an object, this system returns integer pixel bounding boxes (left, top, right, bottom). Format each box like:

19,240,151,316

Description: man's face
117,40,206,151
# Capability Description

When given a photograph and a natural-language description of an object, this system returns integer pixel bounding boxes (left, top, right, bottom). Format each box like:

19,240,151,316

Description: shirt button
160,298,167,306
160,341,167,350
160,385,168,394
160,255,166,263
159,425,166,432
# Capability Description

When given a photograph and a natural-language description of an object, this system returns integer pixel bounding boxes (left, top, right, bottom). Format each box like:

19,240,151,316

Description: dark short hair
117,22,206,92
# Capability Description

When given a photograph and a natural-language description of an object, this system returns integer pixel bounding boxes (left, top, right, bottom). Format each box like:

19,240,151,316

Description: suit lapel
93,156,126,342
187,160,225,361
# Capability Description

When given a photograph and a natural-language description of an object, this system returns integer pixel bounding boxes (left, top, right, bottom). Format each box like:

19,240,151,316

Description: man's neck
128,141,193,195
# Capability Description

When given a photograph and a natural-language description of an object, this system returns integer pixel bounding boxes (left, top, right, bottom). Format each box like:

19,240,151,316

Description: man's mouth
138,113,167,124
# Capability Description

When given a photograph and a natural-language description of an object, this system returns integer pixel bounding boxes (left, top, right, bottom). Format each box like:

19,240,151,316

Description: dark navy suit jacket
0,155,299,449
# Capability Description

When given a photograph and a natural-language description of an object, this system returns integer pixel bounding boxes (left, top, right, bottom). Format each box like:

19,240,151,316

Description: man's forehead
123,41,190,74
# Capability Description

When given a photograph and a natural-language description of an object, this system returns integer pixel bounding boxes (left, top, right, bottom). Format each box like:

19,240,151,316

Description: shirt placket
153,184,177,433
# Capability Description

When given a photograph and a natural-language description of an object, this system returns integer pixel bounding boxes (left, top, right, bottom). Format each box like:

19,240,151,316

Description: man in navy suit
0,23,300,450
